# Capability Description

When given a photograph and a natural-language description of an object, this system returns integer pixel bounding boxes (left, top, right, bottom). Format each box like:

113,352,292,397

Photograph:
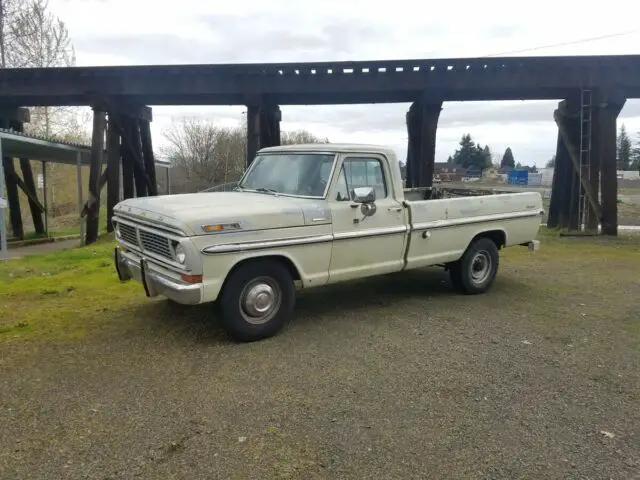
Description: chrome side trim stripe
201,225,408,254
202,234,334,254
333,225,408,240
412,210,542,231
201,210,541,255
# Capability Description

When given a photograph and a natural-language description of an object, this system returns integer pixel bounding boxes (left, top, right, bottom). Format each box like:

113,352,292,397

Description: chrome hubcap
239,277,281,325
470,250,492,284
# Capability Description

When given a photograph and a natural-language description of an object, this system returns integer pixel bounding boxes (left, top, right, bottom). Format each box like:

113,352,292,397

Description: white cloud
49,0,640,166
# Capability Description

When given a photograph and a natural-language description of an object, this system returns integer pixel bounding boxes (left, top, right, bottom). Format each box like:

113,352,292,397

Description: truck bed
402,189,543,268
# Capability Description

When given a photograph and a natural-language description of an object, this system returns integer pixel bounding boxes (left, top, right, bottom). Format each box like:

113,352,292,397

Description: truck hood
113,191,331,236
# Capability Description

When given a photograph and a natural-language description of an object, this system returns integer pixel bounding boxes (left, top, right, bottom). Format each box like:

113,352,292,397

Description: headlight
174,243,187,264
114,223,121,240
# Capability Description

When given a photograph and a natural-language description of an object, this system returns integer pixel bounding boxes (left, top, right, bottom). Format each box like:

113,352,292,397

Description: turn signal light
201,223,241,233
181,274,203,284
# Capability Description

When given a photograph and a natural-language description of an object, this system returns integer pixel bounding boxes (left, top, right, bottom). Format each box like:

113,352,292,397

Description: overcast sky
50,0,640,166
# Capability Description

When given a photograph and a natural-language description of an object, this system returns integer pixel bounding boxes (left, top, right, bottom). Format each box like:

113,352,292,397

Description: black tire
449,237,499,295
217,259,295,342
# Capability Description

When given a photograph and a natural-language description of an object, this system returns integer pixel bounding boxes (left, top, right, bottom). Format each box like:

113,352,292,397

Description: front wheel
449,237,499,295
217,259,295,342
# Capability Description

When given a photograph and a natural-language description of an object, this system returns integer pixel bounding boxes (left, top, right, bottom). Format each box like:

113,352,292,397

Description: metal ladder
578,88,593,230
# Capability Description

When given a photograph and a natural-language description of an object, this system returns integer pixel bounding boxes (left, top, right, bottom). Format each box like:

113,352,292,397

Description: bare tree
162,117,330,192
161,118,245,191
0,0,26,68
281,129,329,145
7,0,79,138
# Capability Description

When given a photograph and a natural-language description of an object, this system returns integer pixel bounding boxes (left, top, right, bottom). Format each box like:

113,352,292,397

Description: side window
335,165,350,201
340,157,388,200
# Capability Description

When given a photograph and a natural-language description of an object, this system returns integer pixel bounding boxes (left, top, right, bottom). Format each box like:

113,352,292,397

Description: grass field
1,229,639,478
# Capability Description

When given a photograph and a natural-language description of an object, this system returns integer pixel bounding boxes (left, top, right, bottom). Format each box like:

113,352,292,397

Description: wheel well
472,229,506,249
225,255,302,285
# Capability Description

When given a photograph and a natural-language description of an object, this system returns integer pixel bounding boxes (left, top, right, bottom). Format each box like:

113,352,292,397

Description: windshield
238,153,336,197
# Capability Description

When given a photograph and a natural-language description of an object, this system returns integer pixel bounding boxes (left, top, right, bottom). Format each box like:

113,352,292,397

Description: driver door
327,154,407,283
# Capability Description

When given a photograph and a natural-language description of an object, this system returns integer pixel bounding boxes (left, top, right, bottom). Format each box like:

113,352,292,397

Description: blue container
507,169,529,185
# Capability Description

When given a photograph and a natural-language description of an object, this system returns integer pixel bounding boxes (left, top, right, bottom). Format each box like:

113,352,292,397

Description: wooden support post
547,131,565,229
85,108,106,245
246,105,260,168
598,94,625,236
405,108,419,188
405,99,442,190
128,118,147,197
585,105,602,232
554,106,601,229
18,158,45,234
76,151,84,246
121,135,135,200
549,98,601,231
139,119,157,196
12,118,44,236
2,156,23,239
259,104,281,149
106,114,121,233
42,161,48,237
404,111,413,188
0,138,6,256
418,101,442,191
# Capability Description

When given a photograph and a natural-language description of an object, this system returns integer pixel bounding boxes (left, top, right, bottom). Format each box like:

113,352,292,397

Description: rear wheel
217,259,295,342
449,237,499,295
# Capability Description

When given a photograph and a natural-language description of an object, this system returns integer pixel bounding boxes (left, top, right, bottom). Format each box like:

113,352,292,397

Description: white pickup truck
113,144,542,341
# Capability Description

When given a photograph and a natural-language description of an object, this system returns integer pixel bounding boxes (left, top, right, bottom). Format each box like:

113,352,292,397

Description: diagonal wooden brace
81,167,108,217
6,170,45,213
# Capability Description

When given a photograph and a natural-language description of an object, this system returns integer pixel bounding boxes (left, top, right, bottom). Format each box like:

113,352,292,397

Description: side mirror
352,187,377,217
352,187,376,204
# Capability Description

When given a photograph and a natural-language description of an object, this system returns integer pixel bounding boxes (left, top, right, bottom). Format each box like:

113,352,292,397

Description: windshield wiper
254,187,278,195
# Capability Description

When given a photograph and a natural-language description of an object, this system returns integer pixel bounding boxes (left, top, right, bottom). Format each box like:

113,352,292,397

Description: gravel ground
1,236,639,479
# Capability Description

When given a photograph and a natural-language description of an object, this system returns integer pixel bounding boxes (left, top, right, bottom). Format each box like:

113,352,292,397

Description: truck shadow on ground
127,267,529,344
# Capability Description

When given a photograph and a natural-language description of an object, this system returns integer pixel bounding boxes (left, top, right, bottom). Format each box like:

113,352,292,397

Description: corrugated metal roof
0,128,171,167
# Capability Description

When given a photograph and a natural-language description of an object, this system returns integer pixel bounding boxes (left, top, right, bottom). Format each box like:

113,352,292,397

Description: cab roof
258,143,397,157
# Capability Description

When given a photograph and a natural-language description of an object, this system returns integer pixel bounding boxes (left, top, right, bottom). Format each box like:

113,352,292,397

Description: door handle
387,207,403,213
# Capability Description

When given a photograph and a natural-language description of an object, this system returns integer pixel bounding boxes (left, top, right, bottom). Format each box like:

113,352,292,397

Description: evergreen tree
545,155,556,168
500,147,515,168
451,134,492,170
617,124,632,170
630,132,640,171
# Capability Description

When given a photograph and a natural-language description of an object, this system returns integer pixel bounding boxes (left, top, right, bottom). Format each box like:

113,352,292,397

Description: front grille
116,219,175,261
119,223,138,246
139,230,172,259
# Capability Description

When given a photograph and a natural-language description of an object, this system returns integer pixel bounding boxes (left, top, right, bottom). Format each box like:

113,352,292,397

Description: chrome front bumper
114,247,202,305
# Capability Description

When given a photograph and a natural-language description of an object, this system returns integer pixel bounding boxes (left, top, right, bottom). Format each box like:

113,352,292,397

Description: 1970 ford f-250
113,144,543,341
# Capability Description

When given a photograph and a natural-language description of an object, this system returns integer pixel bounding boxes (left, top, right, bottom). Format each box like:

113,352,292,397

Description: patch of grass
0,236,143,341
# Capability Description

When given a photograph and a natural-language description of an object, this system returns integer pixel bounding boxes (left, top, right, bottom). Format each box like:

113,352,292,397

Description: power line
486,30,639,57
